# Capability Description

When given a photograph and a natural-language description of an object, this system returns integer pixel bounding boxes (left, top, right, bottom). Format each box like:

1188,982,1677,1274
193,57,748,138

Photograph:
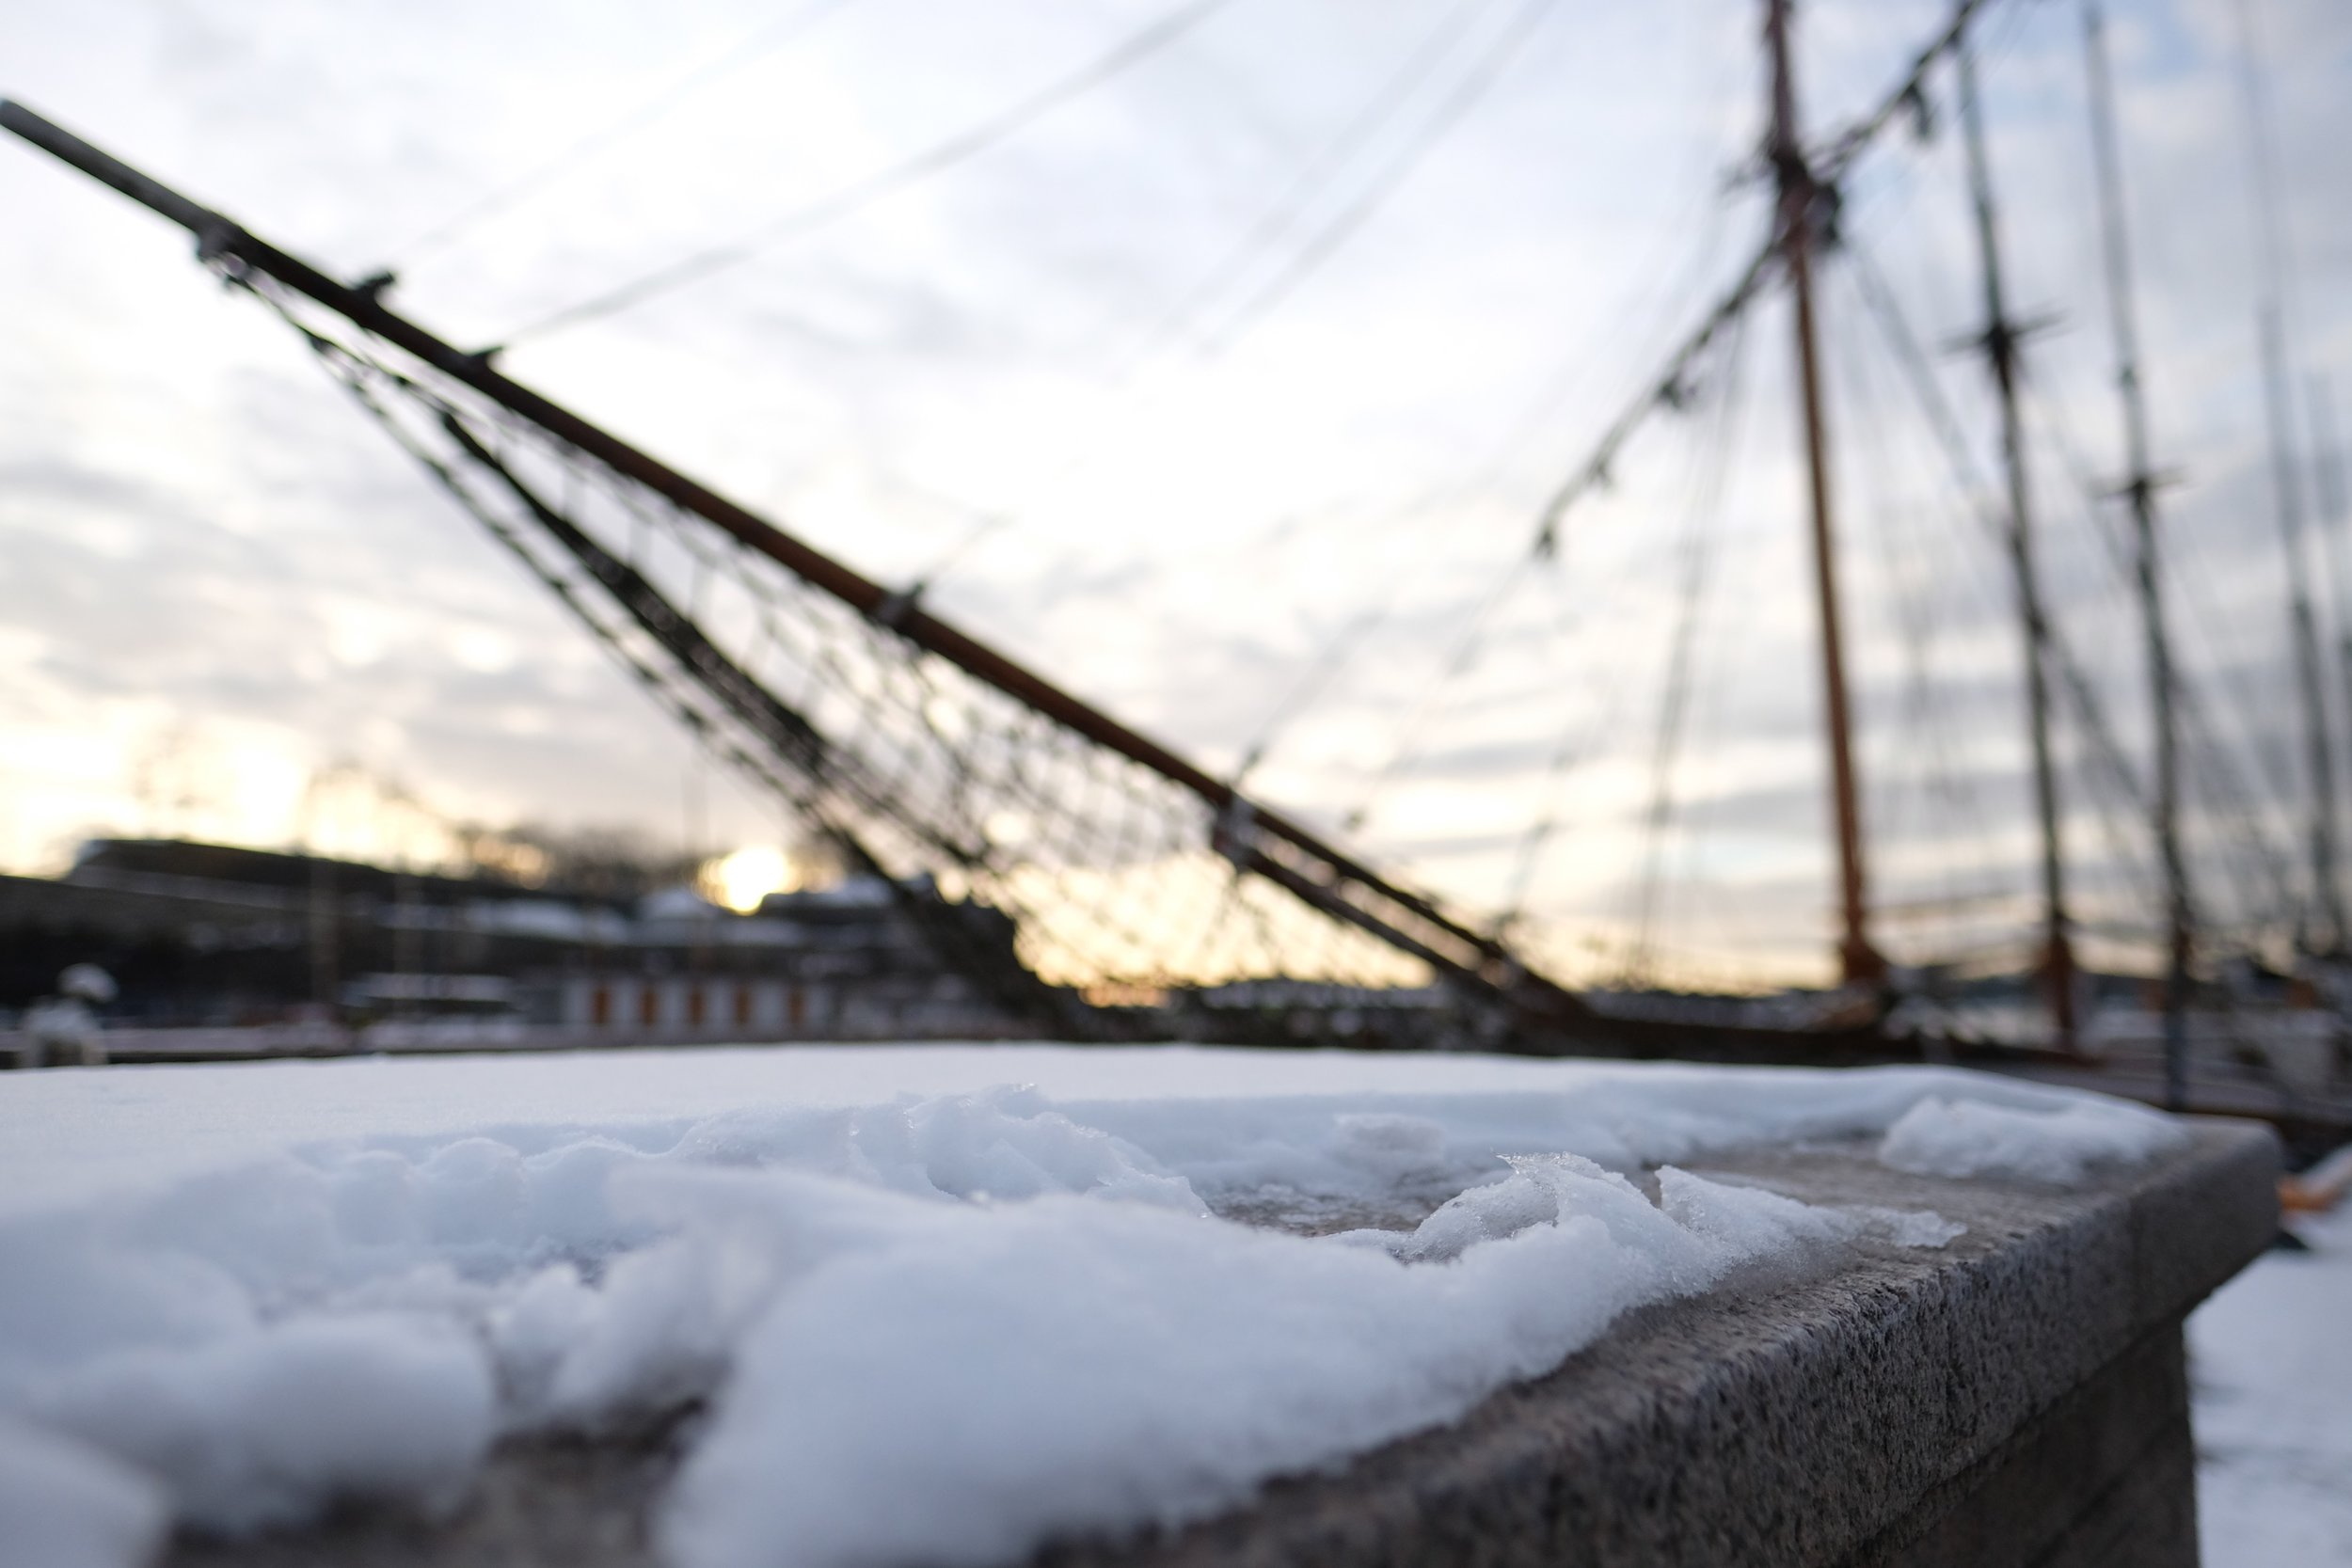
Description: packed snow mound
0,1418,167,1568
1876,1095,2185,1183
0,1047,2176,1568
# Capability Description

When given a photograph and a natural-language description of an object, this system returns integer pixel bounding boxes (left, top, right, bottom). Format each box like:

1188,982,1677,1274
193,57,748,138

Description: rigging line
1843,244,2172,944
1490,488,1660,927
908,0,1590,643
893,4,1488,598
1849,240,2288,936
1239,208,1770,821
1878,381,2004,928
1495,307,1765,929
1518,0,2013,563
497,0,1242,347
2024,351,2305,890
1836,274,1958,911
388,0,862,271
2177,657,2307,933
2227,0,2296,325
931,0,1743,621
1123,0,1498,365
1192,0,1563,356
1626,305,1750,983
1645,347,1784,973
1337,550,1537,834
1810,0,2005,184
308,345,854,871
2023,367,2241,764
961,0,2003,635
1524,239,1775,558
1841,238,2150,825
1994,366,2169,919
1836,260,2019,953
2232,0,2343,951
898,0,1530,604
1154,165,1752,791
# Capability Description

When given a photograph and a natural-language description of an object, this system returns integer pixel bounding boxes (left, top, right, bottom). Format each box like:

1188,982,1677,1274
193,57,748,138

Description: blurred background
3,0,2349,1031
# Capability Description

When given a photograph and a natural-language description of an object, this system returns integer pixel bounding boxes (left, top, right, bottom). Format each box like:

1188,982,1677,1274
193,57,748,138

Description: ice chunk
1877,1096,2184,1184
1658,1169,1963,1252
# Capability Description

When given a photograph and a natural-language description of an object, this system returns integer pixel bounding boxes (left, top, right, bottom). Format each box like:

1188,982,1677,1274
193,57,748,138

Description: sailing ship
4,0,2347,1128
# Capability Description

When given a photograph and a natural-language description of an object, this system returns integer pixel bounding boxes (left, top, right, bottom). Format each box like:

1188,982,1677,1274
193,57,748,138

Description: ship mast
2231,0,2345,956
2082,0,2191,1106
1765,0,1884,989
1955,31,2076,1049
2259,315,2344,955
2311,375,2352,747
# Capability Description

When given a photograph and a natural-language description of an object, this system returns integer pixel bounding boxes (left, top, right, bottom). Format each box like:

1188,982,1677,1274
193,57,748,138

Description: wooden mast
1765,0,1884,988
2231,0,2346,956
2082,0,2190,1106
1955,32,2077,1050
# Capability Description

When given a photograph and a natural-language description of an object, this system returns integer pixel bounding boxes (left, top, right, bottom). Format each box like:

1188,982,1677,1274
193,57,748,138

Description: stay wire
1841,244,2172,953
1336,549,1536,835
498,0,1242,347
387,0,862,271
929,0,1989,653
1842,238,2152,837
1193,0,1565,356
1624,305,1751,983
930,0,1745,626
896,0,1523,603
1835,272,2002,936
1193,144,1753,792
1493,317,1759,930
1123,0,1499,364
2023,366,2302,934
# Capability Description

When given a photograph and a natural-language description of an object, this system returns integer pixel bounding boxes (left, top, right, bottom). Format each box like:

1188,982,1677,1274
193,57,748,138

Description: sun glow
707,844,800,913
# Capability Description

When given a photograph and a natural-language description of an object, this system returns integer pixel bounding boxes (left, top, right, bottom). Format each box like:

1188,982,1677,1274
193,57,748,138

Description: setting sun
706,843,798,913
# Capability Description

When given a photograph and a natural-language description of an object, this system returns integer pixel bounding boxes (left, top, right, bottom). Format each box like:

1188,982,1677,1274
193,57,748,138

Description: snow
1876,1094,2185,1184
2192,1196,2352,1566
0,1045,2177,1568
0,1419,166,1568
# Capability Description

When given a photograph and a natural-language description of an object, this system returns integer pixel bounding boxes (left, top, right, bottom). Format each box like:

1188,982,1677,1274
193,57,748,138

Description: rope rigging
1831,263,2009,951
1518,0,2008,565
495,0,1242,348
2019,363,2305,938
1844,228,2302,958
1840,240,2154,857
901,0,1598,633
1119,0,1500,364
1189,0,1565,356
216,258,1591,1034
17,0,2298,1029
1624,306,1752,984
385,0,864,272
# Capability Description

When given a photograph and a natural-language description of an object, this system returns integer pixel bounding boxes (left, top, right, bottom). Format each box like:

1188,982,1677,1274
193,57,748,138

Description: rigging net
230,273,1568,1039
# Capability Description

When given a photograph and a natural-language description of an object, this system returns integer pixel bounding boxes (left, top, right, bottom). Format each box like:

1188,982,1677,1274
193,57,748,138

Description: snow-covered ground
0,1045,2188,1568
2193,1195,2352,1566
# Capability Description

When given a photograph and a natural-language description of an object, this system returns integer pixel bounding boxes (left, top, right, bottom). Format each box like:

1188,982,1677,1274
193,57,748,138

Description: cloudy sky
4,0,2348,985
